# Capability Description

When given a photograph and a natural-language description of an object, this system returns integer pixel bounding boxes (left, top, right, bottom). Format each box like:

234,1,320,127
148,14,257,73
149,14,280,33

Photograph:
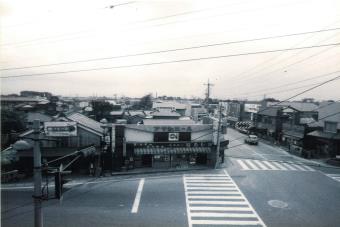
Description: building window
324,121,337,133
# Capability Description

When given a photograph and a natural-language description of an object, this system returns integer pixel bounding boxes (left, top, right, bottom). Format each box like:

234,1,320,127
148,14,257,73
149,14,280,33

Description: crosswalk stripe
187,187,237,190
188,191,240,195
262,161,278,170
245,160,259,170
190,212,257,218
291,164,307,171
270,162,288,171
186,183,233,186
191,220,262,225
281,163,297,170
326,174,340,182
188,195,243,199
237,160,250,170
190,206,251,211
235,159,315,172
252,160,267,170
184,172,266,227
300,164,315,171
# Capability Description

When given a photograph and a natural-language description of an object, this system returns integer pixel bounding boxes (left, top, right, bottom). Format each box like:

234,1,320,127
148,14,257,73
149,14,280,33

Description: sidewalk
258,138,334,168
1,165,210,189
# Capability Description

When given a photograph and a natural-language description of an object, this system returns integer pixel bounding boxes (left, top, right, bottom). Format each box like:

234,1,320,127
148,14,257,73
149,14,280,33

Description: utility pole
215,103,222,169
33,119,43,227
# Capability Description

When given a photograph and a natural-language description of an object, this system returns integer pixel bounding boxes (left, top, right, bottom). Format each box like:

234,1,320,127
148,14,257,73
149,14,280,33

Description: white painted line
223,170,267,227
186,183,233,186
190,212,258,218
187,191,240,195
270,162,288,171
253,160,268,170
188,195,243,199
326,174,340,176
189,200,246,205
186,187,236,190
301,165,315,171
191,220,262,225
245,160,259,170
183,176,192,227
262,161,278,170
281,163,297,171
185,177,231,180
291,164,307,171
190,206,251,211
186,180,232,183
237,160,250,170
131,178,144,213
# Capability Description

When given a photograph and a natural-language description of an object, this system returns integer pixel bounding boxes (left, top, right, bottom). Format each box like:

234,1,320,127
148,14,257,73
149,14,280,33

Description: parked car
245,135,258,145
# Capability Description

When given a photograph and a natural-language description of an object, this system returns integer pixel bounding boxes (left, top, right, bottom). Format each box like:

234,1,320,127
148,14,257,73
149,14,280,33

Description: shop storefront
112,123,220,170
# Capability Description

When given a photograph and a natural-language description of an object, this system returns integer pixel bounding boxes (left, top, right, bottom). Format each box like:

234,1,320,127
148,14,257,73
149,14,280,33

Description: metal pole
33,119,43,227
215,104,222,169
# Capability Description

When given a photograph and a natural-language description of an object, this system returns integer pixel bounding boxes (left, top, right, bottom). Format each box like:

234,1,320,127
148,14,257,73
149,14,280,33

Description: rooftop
143,119,196,125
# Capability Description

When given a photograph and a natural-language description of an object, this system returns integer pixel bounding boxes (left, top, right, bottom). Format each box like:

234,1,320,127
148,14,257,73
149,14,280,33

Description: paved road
2,129,340,227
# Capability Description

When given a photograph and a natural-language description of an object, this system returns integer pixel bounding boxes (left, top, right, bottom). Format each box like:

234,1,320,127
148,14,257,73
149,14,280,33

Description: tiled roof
318,102,340,128
66,113,103,134
270,102,318,112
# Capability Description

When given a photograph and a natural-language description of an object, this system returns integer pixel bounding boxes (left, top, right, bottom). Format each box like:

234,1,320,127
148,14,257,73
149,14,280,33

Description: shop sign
44,122,77,137
168,133,179,141
244,104,260,113
132,141,212,148
154,126,192,132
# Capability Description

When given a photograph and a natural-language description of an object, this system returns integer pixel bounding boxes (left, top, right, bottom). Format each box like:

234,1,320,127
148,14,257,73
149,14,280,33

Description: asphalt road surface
2,128,340,227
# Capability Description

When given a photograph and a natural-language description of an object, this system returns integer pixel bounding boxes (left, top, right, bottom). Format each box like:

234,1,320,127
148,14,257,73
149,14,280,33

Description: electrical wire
2,42,340,79
2,27,340,71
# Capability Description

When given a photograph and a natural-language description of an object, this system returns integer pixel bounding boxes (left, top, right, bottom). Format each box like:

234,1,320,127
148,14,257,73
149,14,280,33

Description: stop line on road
183,171,266,227
234,158,315,172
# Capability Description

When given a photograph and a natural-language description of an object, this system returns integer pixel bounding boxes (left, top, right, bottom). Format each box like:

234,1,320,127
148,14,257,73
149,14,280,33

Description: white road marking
184,171,266,227
237,160,250,170
190,212,258,218
235,159,315,172
191,219,262,225
131,178,145,213
326,174,340,183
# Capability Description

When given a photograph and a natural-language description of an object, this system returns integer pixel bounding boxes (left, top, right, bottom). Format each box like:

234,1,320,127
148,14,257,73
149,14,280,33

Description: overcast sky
1,0,339,100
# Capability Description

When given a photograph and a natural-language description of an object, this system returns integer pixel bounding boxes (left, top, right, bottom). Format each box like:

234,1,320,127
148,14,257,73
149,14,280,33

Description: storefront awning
283,130,304,139
307,130,340,140
134,147,211,155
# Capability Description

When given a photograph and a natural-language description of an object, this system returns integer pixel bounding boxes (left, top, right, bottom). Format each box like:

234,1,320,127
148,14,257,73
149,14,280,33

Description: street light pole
33,119,43,227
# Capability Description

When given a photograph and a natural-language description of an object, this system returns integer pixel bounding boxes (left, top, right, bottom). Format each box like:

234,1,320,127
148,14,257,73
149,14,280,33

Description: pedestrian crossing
234,158,315,172
325,174,340,183
183,171,266,227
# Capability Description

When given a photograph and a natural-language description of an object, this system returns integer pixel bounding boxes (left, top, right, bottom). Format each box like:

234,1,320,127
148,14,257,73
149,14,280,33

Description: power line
2,42,340,79
233,70,340,97
2,27,340,71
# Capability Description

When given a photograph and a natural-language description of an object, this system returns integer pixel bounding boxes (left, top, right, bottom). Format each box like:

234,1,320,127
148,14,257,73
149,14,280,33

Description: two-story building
306,101,340,158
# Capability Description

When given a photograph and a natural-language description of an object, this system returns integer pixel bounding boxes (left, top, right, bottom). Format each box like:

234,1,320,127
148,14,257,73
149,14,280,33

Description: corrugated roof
257,107,279,116
307,130,340,139
66,113,103,134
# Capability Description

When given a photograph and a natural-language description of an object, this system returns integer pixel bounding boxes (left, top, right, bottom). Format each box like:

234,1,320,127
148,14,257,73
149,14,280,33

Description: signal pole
33,119,43,227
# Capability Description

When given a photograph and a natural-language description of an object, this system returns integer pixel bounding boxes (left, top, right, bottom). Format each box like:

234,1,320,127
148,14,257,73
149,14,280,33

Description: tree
1,109,25,148
131,94,153,110
90,101,115,121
